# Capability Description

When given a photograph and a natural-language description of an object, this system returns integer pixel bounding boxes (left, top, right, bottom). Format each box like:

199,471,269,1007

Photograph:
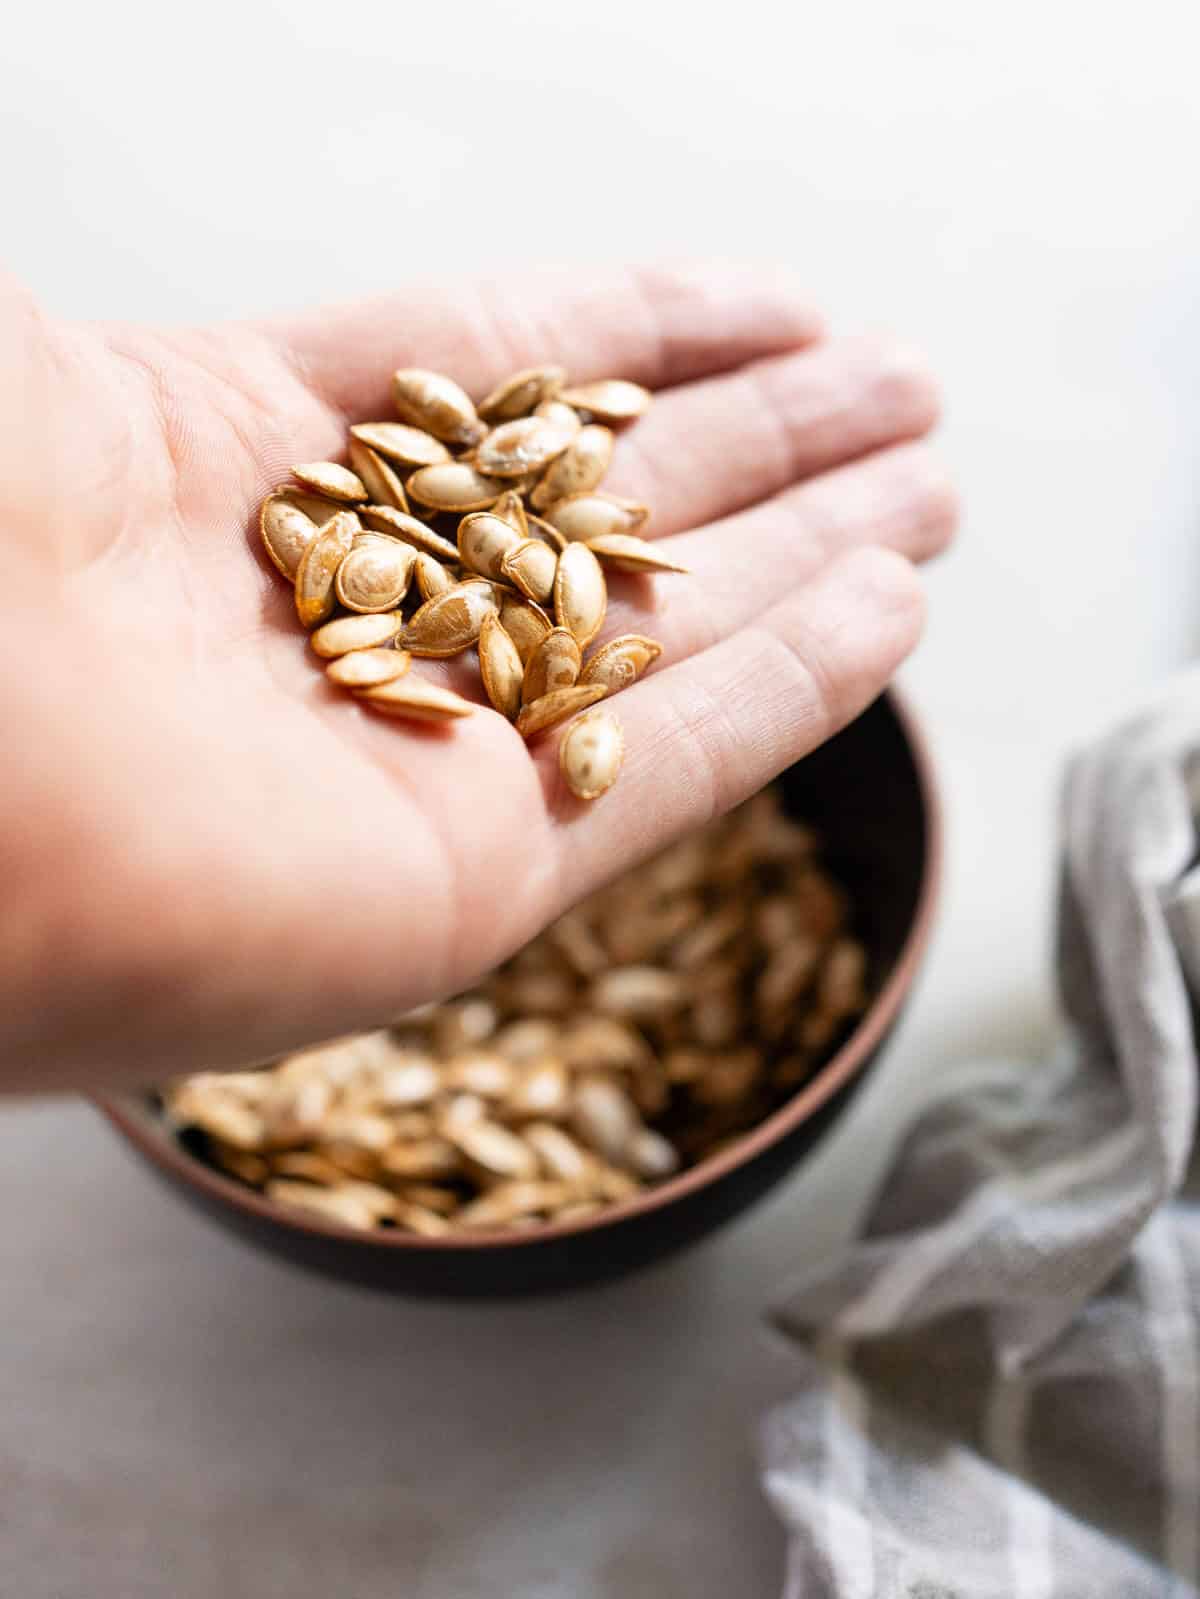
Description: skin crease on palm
0,261,957,1096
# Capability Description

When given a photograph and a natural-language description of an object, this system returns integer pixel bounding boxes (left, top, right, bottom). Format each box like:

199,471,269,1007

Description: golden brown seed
310,611,404,657
490,488,529,539
522,626,581,706
293,511,358,628
525,511,567,551
457,511,523,581
553,541,608,648
560,1014,652,1070
505,1059,571,1121
477,364,566,422
456,1181,571,1228
559,708,624,801
266,1180,379,1230
358,675,474,722
334,536,416,612
358,504,460,563
414,549,457,601
590,965,687,1019
447,1117,538,1181
558,378,652,421
533,398,582,436
392,368,485,447
349,421,450,467
442,1051,515,1099
569,1077,640,1166
530,423,614,511
400,578,498,657
498,594,553,665
406,462,506,512
380,1139,461,1181
523,1122,592,1182
477,612,524,722
291,461,367,503
474,414,579,478
259,492,320,580
580,633,663,692
515,683,607,739
325,648,411,689
500,538,558,604
546,493,649,542
275,486,348,526
586,532,688,575
396,1203,453,1237
209,1144,270,1184
348,438,410,512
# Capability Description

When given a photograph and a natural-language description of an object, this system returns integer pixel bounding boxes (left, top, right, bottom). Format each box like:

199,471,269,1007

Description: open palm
0,263,955,1094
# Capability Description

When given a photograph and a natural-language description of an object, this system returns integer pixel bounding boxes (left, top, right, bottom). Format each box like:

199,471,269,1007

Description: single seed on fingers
477,364,566,422
585,532,688,575
326,648,412,688
310,611,403,657
553,541,608,647
579,634,663,692
499,594,554,664
392,368,485,447
557,379,651,421
358,675,474,721
457,511,523,581
516,683,607,739
478,613,524,721
400,578,498,656
559,708,625,800
530,424,614,511
349,421,450,467
348,439,411,512
334,535,416,612
406,462,506,513
500,538,558,604
293,510,358,628
359,504,460,562
546,493,649,542
522,626,582,706
292,461,367,503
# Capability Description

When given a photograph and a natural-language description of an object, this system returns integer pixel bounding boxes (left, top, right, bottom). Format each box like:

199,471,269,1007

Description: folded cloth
762,673,1200,1599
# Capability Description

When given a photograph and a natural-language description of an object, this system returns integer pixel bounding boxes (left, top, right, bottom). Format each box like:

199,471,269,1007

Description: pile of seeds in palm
163,786,869,1234
260,365,686,800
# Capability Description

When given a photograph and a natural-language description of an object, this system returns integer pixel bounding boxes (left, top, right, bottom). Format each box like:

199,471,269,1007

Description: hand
0,263,955,1094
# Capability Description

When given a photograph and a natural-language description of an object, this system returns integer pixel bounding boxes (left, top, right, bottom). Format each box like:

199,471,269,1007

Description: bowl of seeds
99,690,937,1296
96,359,939,1294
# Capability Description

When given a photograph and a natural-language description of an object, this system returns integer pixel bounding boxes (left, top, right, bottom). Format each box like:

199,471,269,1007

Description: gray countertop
4,3,1200,1594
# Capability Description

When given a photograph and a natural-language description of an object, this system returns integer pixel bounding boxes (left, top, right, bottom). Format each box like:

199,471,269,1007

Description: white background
3,2,1199,1594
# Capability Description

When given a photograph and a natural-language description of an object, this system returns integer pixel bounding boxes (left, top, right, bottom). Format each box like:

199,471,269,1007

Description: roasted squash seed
559,707,625,800
254,360,683,795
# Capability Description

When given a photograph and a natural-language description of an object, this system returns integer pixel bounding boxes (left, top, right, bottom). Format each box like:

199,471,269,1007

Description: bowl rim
97,688,941,1252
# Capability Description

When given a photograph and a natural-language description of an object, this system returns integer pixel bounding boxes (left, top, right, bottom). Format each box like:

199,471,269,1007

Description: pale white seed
559,708,624,801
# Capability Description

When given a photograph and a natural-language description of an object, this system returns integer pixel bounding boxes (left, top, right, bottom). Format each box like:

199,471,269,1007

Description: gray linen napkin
761,672,1200,1598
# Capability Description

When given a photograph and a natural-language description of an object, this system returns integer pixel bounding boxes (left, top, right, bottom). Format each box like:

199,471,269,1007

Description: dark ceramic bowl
99,689,939,1297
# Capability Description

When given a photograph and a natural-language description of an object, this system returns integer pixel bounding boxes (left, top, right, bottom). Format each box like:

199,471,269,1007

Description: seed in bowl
161,786,869,1235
